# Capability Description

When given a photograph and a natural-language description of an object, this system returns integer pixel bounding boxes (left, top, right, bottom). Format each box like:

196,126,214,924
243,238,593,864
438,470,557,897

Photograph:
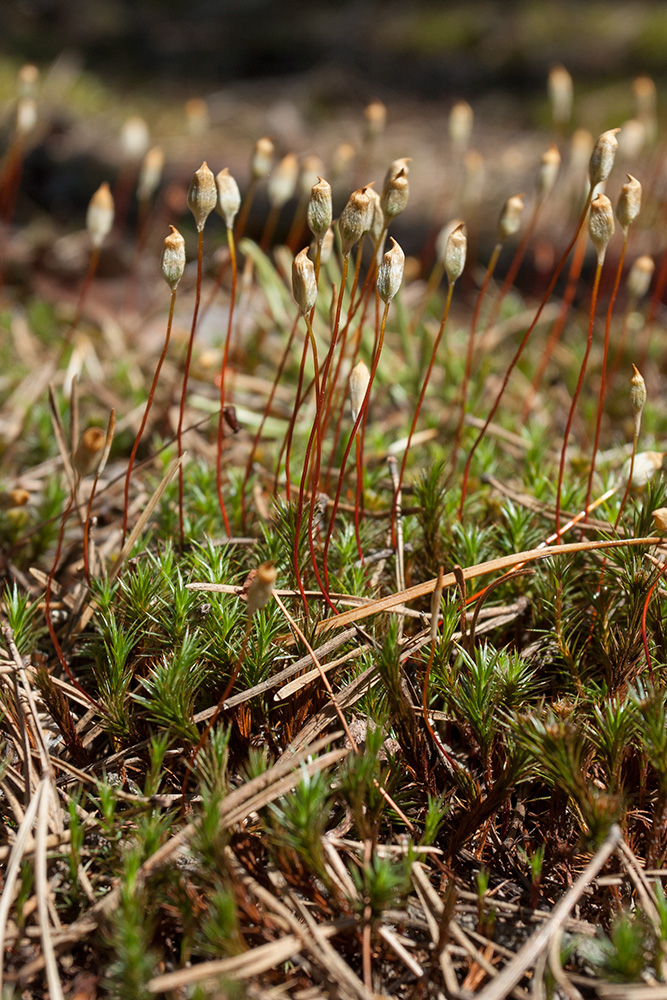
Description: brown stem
585,233,629,518
122,288,177,542
555,257,603,540
216,227,238,535
459,187,594,519
177,228,205,549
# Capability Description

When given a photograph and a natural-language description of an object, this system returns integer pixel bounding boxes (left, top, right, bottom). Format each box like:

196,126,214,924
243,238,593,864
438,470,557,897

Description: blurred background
0,0,664,275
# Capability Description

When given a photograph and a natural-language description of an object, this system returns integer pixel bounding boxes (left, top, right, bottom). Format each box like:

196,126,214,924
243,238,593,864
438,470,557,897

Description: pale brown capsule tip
86,182,114,248
364,100,387,142
137,146,165,202
449,101,474,150
630,364,646,416
162,226,186,290
188,161,217,232
245,561,277,617
444,223,467,285
349,360,370,424
292,247,317,315
268,153,299,209
548,64,573,125
626,254,654,301
17,63,39,97
339,185,374,256
537,144,561,198
121,115,150,160
589,128,621,188
15,97,37,136
0,488,30,510
616,173,642,231
497,194,524,242
251,136,274,181
215,168,241,230
377,237,405,304
589,192,615,262
72,426,106,478
307,176,333,241
652,508,667,532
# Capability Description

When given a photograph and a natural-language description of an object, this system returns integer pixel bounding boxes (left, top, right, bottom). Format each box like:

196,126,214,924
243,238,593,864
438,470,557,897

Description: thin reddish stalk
122,288,176,542
321,300,390,597
521,224,587,421
391,282,454,546
454,242,502,472
216,227,238,535
478,201,541,352
459,188,594,519
242,316,299,526
585,234,629,518
555,258,603,540
292,254,350,611
177,229,204,549
641,568,664,682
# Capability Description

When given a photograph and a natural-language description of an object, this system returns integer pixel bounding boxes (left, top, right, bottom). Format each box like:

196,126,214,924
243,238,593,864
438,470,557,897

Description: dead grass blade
35,778,65,1000
317,536,663,634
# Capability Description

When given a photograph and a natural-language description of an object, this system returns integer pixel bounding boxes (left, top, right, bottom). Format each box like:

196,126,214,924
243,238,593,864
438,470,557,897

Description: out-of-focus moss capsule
626,254,654,301
444,223,467,286
449,100,473,153
537,144,560,199
215,168,241,230
633,75,657,143
589,193,615,263
137,146,164,202
161,226,186,290
349,360,370,423
307,176,332,242
268,152,299,209
652,508,667,532
251,136,274,181
363,100,386,143
17,63,39,98
616,173,642,232
245,561,277,616
497,194,524,242
72,426,106,479
187,161,217,232
292,247,317,315
184,97,209,135
15,97,37,137
298,155,324,200
548,64,573,125
86,182,115,248
0,488,30,510
377,237,405,304
121,115,149,161
331,142,356,181
617,119,645,162
339,185,373,257
589,128,621,188
569,129,594,176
